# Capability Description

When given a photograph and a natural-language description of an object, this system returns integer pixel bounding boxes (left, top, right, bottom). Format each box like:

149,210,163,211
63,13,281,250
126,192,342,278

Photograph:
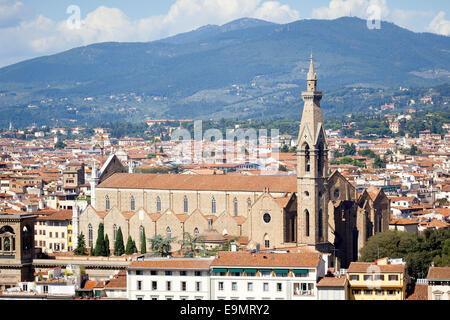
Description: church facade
75,57,390,268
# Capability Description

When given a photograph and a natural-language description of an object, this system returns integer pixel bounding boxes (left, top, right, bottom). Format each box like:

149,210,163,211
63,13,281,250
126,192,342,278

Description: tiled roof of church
97,173,297,193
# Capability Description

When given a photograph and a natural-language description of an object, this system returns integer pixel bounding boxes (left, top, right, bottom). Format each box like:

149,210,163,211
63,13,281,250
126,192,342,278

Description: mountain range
0,17,449,127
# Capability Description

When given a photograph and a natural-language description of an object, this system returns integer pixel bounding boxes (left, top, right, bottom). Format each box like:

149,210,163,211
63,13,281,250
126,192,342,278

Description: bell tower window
304,144,311,173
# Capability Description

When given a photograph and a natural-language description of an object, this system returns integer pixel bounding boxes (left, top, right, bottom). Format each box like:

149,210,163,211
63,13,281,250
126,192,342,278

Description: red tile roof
129,258,213,270
348,262,406,273
317,276,348,287
211,251,321,268
97,173,297,193
427,267,450,280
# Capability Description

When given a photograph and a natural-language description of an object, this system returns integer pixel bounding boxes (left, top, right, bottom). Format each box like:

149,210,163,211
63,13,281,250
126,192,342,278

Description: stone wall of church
95,188,282,217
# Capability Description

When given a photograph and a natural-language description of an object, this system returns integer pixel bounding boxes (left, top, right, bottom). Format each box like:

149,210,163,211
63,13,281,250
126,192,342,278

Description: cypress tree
114,227,125,256
74,233,87,256
141,228,147,254
104,234,110,257
94,223,106,256
132,240,138,254
125,236,134,255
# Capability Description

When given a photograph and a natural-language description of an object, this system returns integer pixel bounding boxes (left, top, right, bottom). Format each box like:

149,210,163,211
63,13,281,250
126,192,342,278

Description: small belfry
297,55,329,250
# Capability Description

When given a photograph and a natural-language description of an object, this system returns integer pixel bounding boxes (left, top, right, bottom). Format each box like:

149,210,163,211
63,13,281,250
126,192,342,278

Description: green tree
74,233,87,256
125,236,135,255
94,223,107,256
280,144,290,153
114,227,125,256
178,232,206,257
373,155,386,169
360,230,450,282
104,234,110,257
141,228,147,254
278,164,288,172
148,234,176,257
343,143,357,156
54,139,66,149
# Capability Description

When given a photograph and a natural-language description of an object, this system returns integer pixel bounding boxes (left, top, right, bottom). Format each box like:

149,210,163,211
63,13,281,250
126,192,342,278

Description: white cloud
0,0,32,27
0,0,301,67
427,11,450,36
388,9,434,32
312,0,389,20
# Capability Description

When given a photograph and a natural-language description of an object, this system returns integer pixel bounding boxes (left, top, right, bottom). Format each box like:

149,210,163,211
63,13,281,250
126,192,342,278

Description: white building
127,257,214,300
427,267,450,300
126,251,329,301
317,276,348,300
209,251,326,301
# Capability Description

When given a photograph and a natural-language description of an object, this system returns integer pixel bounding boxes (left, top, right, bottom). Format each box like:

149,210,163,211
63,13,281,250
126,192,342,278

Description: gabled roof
97,173,297,193
427,267,450,280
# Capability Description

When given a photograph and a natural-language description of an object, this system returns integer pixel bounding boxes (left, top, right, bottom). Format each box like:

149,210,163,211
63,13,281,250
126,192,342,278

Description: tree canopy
74,233,87,256
148,234,176,257
359,229,450,282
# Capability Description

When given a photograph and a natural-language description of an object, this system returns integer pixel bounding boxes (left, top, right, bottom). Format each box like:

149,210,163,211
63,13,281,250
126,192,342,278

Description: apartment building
127,250,327,301
34,210,73,254
426,267,450,300
210,251,326,301
347,258,407,300
127,258,214,300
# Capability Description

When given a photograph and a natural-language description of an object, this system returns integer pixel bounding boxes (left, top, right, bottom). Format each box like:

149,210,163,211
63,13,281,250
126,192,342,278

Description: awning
293,269,308,274
212,268,227,273
244,269,258,273
274,269,289,274
229,268,244,273
259,269,273,272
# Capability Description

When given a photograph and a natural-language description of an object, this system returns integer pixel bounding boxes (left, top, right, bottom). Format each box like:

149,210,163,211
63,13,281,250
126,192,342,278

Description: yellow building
35,210,73,254
347,258,407,300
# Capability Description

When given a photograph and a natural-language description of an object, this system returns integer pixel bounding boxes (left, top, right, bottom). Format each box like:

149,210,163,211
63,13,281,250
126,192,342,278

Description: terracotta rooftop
128,258,213,270
97,173,297,193
348,262,406,273
427,267,450,280
317,276,348,287
105,270,127,289
211,251,321,268
407,284,428,300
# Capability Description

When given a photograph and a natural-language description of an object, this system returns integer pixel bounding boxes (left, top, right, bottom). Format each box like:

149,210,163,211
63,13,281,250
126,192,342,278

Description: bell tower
297,55,329,250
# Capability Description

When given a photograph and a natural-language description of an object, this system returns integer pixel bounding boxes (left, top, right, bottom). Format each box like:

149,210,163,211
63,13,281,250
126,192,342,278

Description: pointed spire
307,54,317,81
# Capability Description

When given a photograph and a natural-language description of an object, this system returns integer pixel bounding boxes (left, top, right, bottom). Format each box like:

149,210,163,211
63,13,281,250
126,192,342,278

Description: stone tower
297,55,330,251
0,214,36,289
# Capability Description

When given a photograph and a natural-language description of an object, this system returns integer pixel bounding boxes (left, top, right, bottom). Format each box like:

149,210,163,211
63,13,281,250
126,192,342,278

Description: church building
74,57,390,268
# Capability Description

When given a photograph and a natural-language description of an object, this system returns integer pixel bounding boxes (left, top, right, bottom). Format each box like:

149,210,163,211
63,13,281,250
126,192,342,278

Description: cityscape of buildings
0,57,448,302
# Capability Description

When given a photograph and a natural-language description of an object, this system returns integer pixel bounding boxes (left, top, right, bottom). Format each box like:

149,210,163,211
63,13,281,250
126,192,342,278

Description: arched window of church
211,197,216,214
234,198,238,216
184,196,188,213
247,198,251,208
317,142,324,177
131,196,135,211
378,213,382,232
88,224,93,248
194,228,199,238
113,224,117,242
305,210,310,237
156,197,161,212
105,196,110,211
4,237,10,251
318,209,323,239
166,227,171,239
264,234,270,249
304,144,311,173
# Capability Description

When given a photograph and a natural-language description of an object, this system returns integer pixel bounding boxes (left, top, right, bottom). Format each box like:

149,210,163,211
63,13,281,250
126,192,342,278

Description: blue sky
0,0,449,67
20,0,449,22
